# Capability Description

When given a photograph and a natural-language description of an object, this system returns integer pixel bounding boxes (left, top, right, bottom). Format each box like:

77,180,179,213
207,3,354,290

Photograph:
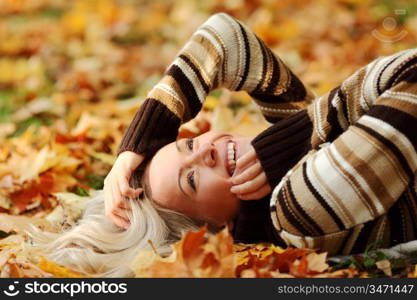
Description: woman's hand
230,148,271,200
104,151,144,228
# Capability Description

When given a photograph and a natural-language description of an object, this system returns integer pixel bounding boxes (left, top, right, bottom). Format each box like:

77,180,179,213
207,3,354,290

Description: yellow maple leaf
37,257,89,278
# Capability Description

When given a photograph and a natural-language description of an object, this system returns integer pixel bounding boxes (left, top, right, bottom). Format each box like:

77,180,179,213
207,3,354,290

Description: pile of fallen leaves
1,221,416,278
130,226,359,278
1,0,417,278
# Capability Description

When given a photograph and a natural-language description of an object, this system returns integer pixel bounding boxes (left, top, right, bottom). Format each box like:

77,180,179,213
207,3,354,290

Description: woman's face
147,131,253,226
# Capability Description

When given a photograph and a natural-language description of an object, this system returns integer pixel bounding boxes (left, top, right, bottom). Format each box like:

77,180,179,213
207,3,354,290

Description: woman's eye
187,170,196,191
186,138,194,151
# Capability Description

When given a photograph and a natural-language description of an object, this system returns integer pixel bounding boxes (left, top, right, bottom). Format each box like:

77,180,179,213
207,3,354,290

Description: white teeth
227,141,236,175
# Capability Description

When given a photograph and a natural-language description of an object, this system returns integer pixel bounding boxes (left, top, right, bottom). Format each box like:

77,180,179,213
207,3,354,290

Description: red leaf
270,248,313,273
289,254,309,277
55,132,89,144
9,184,39,212
182,226,207,263
200,252,219,270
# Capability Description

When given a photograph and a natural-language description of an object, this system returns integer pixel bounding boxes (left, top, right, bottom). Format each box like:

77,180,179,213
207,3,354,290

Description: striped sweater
117,13,417,255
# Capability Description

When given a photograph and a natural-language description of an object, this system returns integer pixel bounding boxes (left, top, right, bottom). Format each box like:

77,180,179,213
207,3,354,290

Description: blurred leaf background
0,0,417,278
2,0,417,211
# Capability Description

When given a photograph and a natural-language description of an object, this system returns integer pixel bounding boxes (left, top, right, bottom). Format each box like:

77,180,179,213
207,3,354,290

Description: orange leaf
181,226,206,269
37,257,89,278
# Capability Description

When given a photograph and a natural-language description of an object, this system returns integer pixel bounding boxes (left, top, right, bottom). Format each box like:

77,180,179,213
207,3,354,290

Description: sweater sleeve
117,13,314,157
268,67,417,255
252,48,417,189
231,195,286,246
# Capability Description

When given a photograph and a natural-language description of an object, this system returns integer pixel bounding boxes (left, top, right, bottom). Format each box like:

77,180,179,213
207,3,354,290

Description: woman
35,13,417,276
107,11,417,251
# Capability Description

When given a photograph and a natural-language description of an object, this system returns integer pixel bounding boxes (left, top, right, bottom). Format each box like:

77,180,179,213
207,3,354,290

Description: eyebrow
176,139,190,199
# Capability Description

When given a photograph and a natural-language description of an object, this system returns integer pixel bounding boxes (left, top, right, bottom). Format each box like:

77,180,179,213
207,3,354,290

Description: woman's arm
246,48,417,189
229,48,417,253
117,13,314,157
268,54,417,254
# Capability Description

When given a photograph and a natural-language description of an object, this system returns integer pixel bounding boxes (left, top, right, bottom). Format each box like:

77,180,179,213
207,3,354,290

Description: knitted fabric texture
262,49,417,255
117,12,314,157
117,12,417,255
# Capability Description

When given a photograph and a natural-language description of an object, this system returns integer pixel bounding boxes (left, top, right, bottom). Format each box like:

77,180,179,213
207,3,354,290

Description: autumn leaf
1,0,417,279
133,227,235,278
37,257,89,278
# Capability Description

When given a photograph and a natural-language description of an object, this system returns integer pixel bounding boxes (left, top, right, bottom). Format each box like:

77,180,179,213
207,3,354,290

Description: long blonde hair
30,164,211,277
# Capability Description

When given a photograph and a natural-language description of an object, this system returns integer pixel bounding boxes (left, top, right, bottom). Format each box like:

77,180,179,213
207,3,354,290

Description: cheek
201,170,233,195
199,171,239,213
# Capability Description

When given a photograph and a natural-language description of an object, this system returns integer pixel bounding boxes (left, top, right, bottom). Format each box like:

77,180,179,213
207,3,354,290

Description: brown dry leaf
408,265,417,278
306,252,329,273
240,269,258,278
135,227,236,278
4,258,53,278
0,234,54,278
311,267,358,278
130,248,176,277
1,0,417,279
270,272,295,278
375,260,392,277
236,245,336,278
199,227,235,277
136,242,189,278
21,146,61,183
0,247,19,271
234,242,286,266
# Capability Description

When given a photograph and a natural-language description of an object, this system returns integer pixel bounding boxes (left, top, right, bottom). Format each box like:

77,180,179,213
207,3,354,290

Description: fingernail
230,186,237,193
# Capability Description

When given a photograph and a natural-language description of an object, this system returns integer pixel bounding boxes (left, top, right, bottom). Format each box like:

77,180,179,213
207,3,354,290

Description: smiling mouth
226,141,236,176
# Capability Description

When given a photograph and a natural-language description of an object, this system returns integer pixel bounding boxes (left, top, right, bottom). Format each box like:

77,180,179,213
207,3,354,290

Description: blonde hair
30,164,213,277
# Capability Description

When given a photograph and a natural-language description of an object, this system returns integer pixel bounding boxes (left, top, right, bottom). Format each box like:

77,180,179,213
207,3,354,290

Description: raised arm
117,13,314,157
266,50,417,255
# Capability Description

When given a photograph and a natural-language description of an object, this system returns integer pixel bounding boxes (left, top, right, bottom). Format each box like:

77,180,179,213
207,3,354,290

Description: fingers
112,207,131,227
118,176,143,199
230,172,268,195
232,162,262,185
235,149,257,172
108,209,130,229
111,183,131,228
104,180,113,216
104,175,139,228
104,185,127,228
237,184,271,200
103,152,145,228
111,178,140,227
112,182,124,212
117,198,132,210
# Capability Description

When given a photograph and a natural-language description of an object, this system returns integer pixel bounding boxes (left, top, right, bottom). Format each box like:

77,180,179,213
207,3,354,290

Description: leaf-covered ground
1,0,417,278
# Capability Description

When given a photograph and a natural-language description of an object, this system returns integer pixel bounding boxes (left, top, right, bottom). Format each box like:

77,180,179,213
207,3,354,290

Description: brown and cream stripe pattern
117,13,313,157
117,12,417,255
265,48,417,255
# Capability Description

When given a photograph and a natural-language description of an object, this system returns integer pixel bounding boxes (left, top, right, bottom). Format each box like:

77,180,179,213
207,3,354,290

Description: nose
184,142,216,168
